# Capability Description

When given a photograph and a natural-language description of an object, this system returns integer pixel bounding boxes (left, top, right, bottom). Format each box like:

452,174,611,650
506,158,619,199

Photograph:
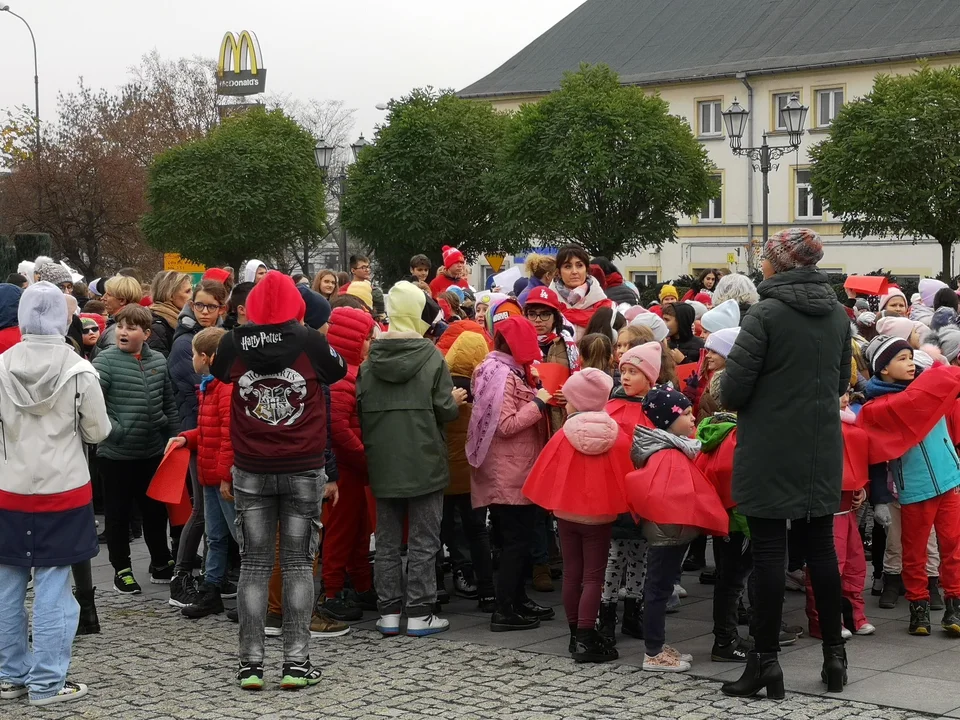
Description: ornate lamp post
313,135,369,273
722,94,809,252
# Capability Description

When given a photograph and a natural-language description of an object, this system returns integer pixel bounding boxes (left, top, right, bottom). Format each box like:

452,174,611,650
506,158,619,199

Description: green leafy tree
341,88,515,283
143,107,325,270
810,64,960,277
492,64,717,259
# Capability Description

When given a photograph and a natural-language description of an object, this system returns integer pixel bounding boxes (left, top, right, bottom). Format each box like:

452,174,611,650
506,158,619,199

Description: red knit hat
203,267,231,285
80,312,106,334
522,285,561,312
442,245,465,269
245,271,305,325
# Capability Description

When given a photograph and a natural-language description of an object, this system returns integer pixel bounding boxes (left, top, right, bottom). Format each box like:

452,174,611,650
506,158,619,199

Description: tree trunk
940,238,954,281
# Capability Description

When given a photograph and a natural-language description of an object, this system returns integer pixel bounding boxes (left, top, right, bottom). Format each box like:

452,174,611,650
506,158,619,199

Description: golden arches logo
218,30,262,77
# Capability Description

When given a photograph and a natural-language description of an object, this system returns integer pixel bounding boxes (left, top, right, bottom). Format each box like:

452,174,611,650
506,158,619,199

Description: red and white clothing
552,277,615,341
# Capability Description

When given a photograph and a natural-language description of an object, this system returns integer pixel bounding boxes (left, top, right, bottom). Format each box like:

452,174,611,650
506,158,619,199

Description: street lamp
722,93,808,257
313,135,369,273
1,4,41,217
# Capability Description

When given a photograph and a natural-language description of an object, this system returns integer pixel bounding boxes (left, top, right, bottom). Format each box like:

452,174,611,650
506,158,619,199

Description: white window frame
631,271,659,288
773,92,800,132
697,100,723,137
700,174,722,222
795,169,823,220
817,88,844,127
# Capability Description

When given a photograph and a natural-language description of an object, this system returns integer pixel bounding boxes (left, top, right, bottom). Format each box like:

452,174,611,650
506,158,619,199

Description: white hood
242,259,266,284
0,335,95,416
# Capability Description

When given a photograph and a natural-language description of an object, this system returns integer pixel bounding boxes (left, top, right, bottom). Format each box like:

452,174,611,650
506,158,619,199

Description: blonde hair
151,271,192,304
104,275,143,305
525,253,557,280
193,326,226,356
618,325,654,348
312,269,338,297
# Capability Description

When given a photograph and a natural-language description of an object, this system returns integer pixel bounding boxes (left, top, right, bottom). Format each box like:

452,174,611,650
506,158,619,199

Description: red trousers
806,511,868,637
901,488,960,602
321,476,373,597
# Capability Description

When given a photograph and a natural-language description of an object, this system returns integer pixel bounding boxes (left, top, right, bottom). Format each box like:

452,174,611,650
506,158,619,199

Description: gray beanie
19,281,68,336
934,325,960,363
36,262,73,289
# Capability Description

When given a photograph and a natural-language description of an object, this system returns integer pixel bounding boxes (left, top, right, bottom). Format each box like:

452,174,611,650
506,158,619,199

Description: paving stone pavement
3,586,947,720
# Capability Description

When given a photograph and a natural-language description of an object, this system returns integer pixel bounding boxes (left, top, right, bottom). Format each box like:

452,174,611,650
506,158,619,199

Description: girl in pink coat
468,316,551,633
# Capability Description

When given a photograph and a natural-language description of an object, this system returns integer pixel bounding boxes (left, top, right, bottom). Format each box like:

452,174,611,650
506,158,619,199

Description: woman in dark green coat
718,228,851,698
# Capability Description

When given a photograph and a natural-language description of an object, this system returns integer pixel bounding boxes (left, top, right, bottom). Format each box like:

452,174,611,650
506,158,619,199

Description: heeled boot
74,588,101,635
597,602,618,646
721,651,784,699
620,597,643,639
821,643,847,693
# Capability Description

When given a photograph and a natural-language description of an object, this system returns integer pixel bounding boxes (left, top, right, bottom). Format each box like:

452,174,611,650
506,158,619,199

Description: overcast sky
0,0,585,142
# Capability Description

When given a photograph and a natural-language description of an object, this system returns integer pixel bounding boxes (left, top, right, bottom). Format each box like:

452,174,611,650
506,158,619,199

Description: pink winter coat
470,370,547,508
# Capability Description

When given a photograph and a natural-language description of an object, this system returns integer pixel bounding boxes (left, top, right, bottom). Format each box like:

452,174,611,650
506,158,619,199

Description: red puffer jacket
180,378,234,487
326,307,376,479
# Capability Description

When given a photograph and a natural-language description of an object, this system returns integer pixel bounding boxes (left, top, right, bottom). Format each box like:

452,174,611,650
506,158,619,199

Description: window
817,88,844,127
795,169,823,219
700,174,722,221
698,100,723,136
773,92,800,132
631,271,658,288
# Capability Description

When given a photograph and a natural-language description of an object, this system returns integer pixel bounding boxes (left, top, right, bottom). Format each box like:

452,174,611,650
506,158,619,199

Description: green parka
92,344,180,460
357,332,460,499
718,267,851,520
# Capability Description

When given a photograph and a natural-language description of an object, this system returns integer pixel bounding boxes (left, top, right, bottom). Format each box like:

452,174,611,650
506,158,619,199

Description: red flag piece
147,446,191,504
675,362,698,384
536,363,570,406
844,275,888,296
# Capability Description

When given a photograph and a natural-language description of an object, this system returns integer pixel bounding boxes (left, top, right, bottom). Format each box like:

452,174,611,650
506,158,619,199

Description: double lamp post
313,135,370,274
721,93,809,260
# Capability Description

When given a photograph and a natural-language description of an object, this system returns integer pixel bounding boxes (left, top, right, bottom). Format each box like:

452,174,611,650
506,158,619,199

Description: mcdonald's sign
216,31,267,96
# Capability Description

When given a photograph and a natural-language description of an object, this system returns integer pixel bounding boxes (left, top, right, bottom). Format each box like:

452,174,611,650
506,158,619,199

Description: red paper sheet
675,363,698,383
147,446,190,504
537,363,570,406
844,275,888,296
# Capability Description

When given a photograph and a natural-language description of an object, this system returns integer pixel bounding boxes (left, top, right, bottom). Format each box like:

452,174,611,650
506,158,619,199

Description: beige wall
480,57,960,285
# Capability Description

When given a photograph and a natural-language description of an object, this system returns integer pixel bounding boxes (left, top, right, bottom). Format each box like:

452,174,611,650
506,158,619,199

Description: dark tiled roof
460,0,960,98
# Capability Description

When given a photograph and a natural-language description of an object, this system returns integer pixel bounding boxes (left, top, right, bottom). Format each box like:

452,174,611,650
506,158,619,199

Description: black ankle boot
572,628,618,663
597,602,617,646
721,651,784,699
568,623,577,653
74,587,100,635
821,643,847,693
621,597,643,639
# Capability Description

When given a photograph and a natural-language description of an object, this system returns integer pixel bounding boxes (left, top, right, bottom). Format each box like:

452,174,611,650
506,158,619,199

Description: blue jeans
643,544,688,656
203,485,238,587
0,565,79,701
233,467,323,665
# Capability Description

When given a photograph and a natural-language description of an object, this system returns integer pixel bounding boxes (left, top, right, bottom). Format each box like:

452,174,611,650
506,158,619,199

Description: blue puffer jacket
168,310,202,432
864,376,960,505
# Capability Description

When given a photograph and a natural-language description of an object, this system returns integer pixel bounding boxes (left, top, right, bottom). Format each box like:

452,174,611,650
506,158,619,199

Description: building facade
460,0,960,289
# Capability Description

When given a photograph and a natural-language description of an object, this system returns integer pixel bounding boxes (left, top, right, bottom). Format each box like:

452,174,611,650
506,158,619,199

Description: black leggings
489,504,535,610
747,515,843,652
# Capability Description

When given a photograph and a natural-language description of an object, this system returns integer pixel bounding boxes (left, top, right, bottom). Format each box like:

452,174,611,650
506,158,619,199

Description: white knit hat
629,310,669,342
878,288,907,311
18,281,68,336
920,278,949,308
686,300,708,320
701,299,740,334
704,327,740,359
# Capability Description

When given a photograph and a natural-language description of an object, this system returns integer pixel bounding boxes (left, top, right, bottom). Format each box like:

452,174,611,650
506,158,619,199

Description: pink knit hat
619,342,661,386
562,367,614,413
875,315,916,341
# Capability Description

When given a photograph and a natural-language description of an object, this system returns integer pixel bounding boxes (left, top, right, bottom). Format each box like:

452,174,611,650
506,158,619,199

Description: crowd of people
2,230,960,705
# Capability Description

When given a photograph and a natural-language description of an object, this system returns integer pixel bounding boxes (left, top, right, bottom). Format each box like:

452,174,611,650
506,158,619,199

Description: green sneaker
280,661,321,689
236,662,264,691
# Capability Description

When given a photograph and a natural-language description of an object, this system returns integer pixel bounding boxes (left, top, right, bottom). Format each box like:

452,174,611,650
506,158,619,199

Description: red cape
606,397,653,437
563,299,615,329
522,429,632,517
625,448,729,537
857,366,960,464
695,429,737,510
841,422,869,492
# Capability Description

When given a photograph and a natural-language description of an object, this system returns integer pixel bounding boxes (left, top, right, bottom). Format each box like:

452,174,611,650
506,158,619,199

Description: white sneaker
643,650,690,673
841,627,853,640
663,644,693,663
785,569,805,592
376,613,401,636
406,614,449,637
29,681,88,706
0,681,28,699
855,623,876,635
674,583,688,599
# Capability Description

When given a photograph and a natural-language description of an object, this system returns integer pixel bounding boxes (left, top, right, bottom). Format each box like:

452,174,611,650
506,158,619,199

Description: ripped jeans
233,468,324,666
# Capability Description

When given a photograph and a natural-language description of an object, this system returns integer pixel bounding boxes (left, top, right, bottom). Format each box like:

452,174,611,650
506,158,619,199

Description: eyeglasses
355,265,371,271
82,327,99,335
524,310,555,321
192,302,222,314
